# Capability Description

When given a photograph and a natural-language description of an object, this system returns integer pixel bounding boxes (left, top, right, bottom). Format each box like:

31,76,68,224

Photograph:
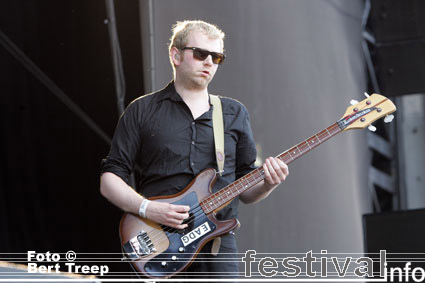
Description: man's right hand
100,173,190,229
145,201,190,229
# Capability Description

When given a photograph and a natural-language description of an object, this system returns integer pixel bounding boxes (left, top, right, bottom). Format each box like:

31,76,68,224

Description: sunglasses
182,47,226,65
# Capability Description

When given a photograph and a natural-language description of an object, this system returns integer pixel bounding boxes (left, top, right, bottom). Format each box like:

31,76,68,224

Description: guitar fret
243,178,250,190
222,190,228,199
249,176,256,186
235,181,241,193
287,151,294,161
221,193,227,203
300,142,309,152
222,193,228,204
209,195,216,209
325,128,331,136
220,191,227,200
217,192,223,203
242,178,248,188
315,134,321,143
296,145,302,155
204,199,211,212
306,140,312,150
242,184,247,191
240,178,246,189
225,192,231,202
221,191,227,199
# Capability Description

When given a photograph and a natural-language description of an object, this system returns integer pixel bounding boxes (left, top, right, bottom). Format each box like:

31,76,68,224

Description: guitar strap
209,94,224,256
210,94,225,176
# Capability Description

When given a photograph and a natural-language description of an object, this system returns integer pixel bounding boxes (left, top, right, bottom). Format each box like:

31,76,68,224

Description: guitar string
134,124,341,248
139,124,341,249
139,124,341,248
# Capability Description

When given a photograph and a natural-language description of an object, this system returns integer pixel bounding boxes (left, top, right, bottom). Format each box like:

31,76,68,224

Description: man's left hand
263,157,289,189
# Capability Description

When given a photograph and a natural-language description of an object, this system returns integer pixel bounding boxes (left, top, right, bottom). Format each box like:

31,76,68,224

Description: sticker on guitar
181,222,212,246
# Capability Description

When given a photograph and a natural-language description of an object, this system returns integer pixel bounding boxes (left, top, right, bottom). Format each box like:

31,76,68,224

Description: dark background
1,1,143,270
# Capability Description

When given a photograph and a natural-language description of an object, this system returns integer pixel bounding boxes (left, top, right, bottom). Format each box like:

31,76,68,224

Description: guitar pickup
123,231,156,260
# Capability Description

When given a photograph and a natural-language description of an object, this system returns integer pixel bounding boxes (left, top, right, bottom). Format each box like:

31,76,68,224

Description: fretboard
200,122,342,214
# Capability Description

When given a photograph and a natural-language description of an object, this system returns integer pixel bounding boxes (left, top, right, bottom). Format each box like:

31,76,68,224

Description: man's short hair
168,20,225,72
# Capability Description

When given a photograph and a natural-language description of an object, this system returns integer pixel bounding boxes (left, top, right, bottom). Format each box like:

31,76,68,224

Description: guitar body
119,168,240,278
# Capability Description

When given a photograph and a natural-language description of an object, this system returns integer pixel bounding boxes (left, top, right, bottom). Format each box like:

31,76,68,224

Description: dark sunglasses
182,47,226,65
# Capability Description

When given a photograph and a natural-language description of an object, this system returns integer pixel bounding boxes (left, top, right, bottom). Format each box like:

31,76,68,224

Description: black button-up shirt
101,81,257,220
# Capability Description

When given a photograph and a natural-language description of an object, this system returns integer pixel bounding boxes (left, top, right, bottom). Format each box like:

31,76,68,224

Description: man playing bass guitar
100,20,289,279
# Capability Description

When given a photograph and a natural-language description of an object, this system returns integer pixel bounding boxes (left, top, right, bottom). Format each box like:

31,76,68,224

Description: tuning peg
384,114,394,123
364,92,370,98
350,99,359,105
368,125,377,132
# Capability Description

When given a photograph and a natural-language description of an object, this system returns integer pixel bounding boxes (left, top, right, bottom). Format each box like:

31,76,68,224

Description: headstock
338,93,396,132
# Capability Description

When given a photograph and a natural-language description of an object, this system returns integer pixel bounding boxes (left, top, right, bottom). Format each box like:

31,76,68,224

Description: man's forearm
100,172,143,214
239,180,278,204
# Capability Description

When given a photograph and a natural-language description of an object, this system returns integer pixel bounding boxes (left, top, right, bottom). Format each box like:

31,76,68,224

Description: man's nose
204,55,213,65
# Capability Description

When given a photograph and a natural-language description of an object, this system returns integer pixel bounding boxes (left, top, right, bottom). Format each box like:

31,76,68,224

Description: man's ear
171,47,181,66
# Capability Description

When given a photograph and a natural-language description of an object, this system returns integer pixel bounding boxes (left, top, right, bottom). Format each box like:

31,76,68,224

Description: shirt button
191,162,195,166
191,141,195,145
192,122,195,125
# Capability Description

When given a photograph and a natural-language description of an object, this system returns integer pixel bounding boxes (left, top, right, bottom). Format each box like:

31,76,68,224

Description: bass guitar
119,93,396,278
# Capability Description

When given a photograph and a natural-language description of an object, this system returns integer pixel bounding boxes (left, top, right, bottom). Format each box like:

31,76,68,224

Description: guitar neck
200,122,342,214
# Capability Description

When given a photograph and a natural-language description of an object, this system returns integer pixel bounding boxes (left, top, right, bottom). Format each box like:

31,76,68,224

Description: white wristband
138,199,151,218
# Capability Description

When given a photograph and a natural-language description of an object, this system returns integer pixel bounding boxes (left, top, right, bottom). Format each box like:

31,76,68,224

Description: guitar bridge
123,231,156,260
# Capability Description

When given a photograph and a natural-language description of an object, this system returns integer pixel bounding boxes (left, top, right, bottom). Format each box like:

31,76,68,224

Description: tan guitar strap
209,94,224,256
210,94,225,176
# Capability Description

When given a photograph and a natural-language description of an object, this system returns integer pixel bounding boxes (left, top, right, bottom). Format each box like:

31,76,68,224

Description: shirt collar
158,81,214,106
157,81,213,120
157,81,183,102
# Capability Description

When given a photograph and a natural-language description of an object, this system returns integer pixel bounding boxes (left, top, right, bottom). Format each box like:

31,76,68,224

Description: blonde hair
168,20,225,72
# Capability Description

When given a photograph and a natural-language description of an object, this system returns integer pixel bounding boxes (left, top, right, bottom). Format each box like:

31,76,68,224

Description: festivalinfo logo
241,250,425,282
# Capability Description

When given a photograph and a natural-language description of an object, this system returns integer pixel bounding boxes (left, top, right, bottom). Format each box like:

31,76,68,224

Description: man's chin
190,78,210,90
